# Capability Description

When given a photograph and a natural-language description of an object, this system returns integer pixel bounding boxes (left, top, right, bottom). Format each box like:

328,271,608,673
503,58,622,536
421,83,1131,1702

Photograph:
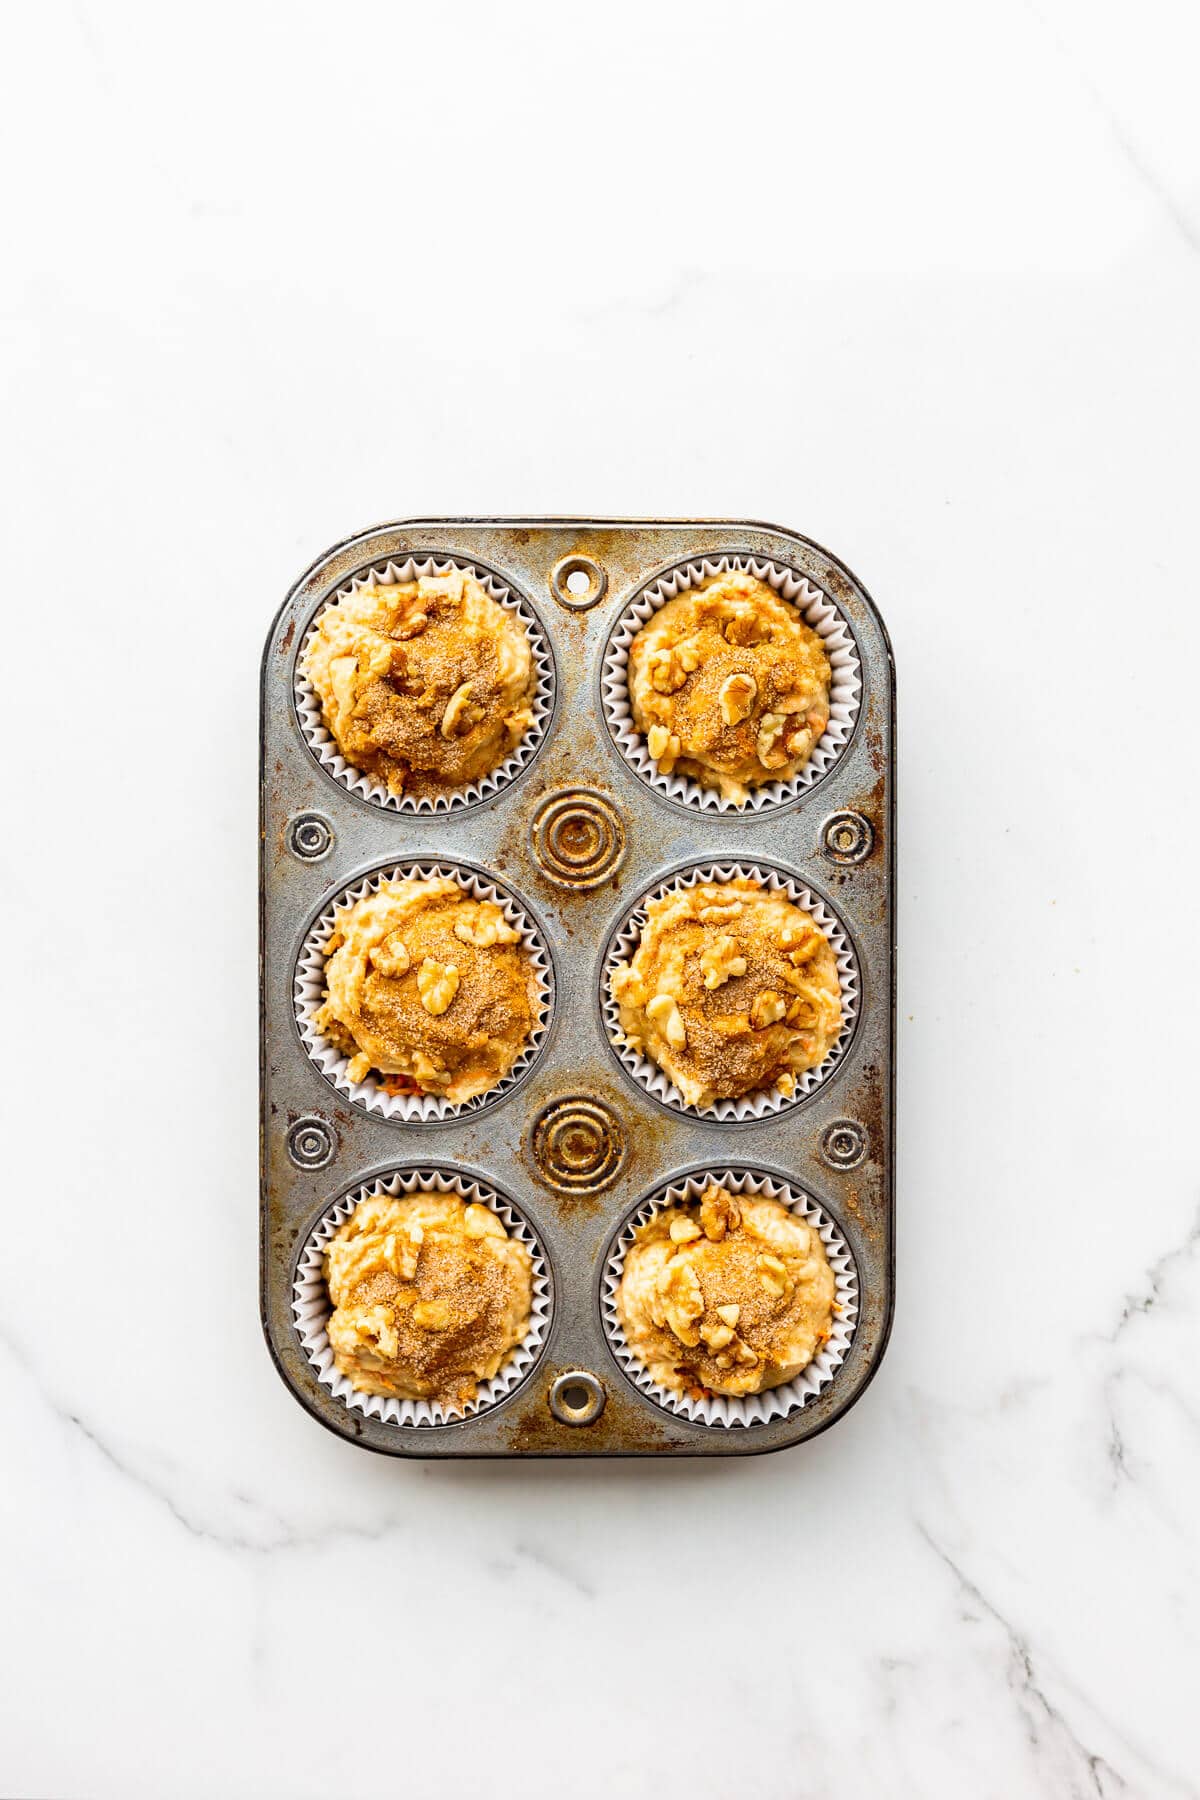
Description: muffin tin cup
293,1168,553,1428
600,859,861,1122
601,1167,859,1428
295,554,556,815
293,858,554,1123
600,553,862,815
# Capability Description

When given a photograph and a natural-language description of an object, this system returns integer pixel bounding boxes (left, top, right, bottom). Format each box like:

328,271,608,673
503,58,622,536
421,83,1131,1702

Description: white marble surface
4,2,1200,1795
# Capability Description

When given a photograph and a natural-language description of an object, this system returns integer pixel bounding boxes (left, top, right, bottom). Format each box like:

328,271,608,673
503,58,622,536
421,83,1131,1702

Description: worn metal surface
260,518,895,1457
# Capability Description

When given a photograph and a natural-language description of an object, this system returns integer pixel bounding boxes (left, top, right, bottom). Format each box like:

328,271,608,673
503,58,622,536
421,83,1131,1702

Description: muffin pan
260,518,895,1457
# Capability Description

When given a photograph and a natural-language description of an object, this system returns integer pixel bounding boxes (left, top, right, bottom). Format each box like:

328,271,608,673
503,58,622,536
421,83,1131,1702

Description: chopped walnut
646,992,687,1049
757,1253,790,1299
646,724,682,771
416,958,459,1015
700,1320,735,1351
369,932,411,979
393,610,429,640
383,1226,422,1282
719,671,758,726
699,1185,742,1241
699,934,748,991
698,900,743,924
716,1303,741,1327
668,1217,702,1244
782,920,823,965
655,1260,704,1346
676,636,703,673
411,1297,454,1330
724,610,764,646
440,680,476,738
750,989,787,1029
453,910,519,948
756,712,790,769
647,648,687,695
462,1203,505,1239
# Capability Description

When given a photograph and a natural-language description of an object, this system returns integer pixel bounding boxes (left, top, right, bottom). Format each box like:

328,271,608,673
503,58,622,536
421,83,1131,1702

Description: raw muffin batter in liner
603,1169,858,1428
602,554,862,814
607,868,852,1115
295,862,552,1122
628,569,831,801
294,1171,552,1427
296,556,554,813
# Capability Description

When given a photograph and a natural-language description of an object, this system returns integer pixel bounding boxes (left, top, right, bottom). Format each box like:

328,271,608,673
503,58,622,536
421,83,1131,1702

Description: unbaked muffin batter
628,570,831,802
302,568,536,799
325,1192,533,1408
609,877,842,1107
314,876,539,1103
616,1185,835,1397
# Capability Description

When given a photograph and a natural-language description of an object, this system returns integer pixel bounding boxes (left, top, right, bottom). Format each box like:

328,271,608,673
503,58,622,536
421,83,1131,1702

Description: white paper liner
293,1168,552,1428
295,555,555,814
603,1167,858,1428
294,859,554,1122
601,861,860,1122
601,553,862,813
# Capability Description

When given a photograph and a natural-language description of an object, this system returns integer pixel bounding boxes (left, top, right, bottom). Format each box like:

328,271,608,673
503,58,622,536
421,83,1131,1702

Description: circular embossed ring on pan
530,1095,626,1194
530,788,626,889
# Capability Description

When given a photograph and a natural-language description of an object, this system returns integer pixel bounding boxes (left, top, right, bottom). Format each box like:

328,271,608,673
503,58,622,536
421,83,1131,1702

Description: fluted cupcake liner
295,555,556,814
601,553,862,813
293,1168,552,1428
601,860,860,1123
602,1167,858,1428
294,859,554,1122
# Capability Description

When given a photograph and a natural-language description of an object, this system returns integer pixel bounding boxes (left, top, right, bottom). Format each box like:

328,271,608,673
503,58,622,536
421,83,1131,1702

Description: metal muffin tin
260,518,895,1457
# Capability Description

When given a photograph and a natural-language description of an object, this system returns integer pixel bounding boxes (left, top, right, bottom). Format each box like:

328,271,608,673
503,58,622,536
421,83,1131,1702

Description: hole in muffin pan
548,1371,606,1426
550,554,607,611
262,520,894,1457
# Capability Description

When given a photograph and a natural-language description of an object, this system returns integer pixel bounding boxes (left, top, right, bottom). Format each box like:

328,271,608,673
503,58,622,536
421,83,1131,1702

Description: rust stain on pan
501,1365,675,1455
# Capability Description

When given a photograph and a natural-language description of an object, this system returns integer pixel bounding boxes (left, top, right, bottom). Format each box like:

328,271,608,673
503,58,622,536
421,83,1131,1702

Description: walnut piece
699,1184,742,1241
646,992,687,1049
646,723,682,770
393,610,429,641
463,1202,505,1239
719,670,758,726
440,680,475,738
656,1260,705,1346
700,1320,735,1350
411,1297,453,1330
668,1217,702,1244
757,1253,790,1299
453,910,519,949
698,900,743,924
699,934,748,991
416,958,460,1015
750,989,787,1029
756,712,790,769
724,610,764,646
369,933,411,979
647,648,686,695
